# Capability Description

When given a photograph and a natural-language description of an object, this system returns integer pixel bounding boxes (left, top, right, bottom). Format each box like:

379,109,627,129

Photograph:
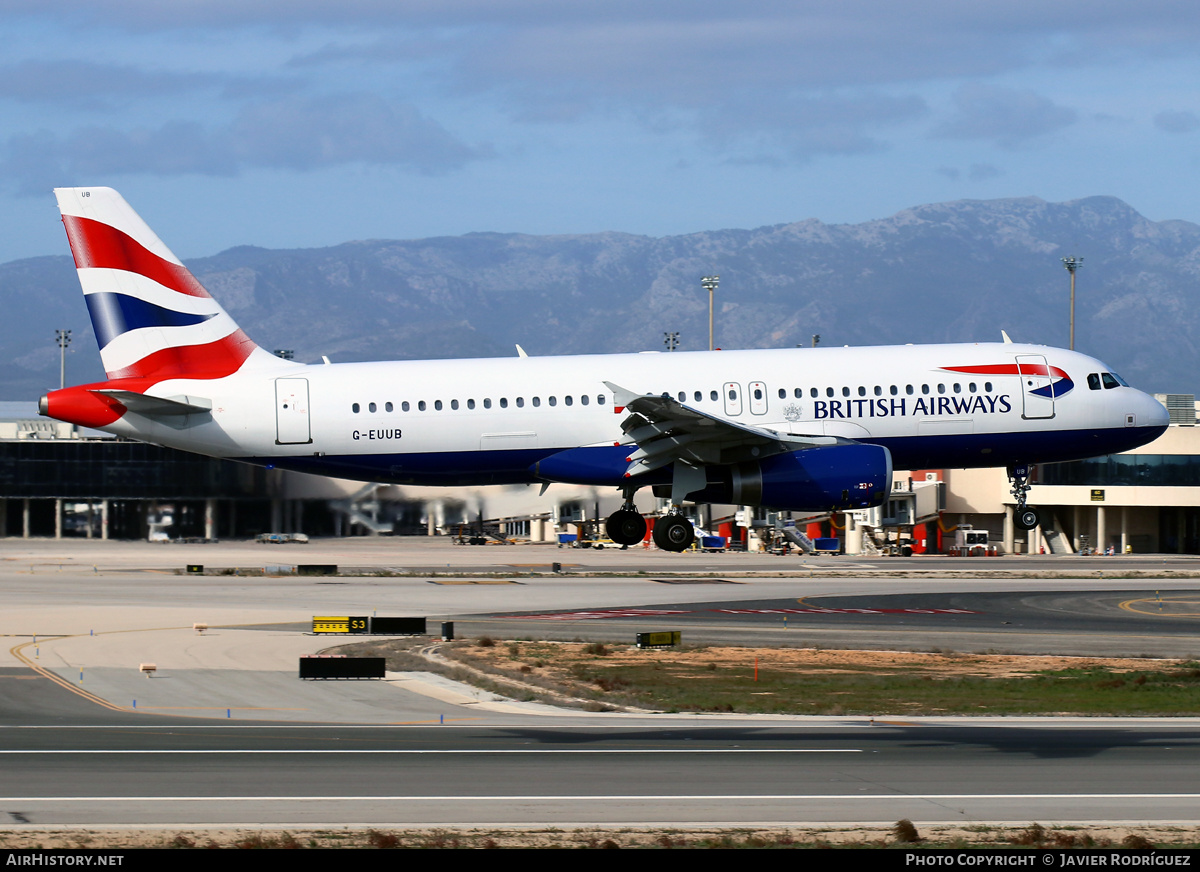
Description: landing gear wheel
653,515,695,553
1007,463,1039,533
1015,507,1040,531
606,509,647,546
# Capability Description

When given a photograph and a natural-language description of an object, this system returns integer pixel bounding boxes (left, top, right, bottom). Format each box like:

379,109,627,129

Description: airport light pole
702,275,719,351
55,329,71,390
1062,256,1083,350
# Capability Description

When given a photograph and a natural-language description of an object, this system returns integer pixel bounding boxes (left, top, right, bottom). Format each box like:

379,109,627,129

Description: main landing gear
652,513,695,553
605,488,647,548
1009,464,1040,531
604,481,695,553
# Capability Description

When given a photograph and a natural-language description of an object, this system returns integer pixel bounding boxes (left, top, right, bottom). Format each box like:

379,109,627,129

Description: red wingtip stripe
104,330,256,381
61,215,210,299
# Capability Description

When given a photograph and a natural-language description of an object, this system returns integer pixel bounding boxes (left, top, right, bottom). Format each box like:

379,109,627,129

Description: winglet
516,344,528,358
1001,330,1013,344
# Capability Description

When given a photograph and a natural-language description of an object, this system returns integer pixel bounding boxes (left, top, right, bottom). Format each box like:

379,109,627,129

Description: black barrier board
298,564,338,576
299,656,385,679
370,617,426,635
636,631,681,649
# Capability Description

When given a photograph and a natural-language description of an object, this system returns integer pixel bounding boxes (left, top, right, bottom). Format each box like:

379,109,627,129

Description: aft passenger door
275,378,312,444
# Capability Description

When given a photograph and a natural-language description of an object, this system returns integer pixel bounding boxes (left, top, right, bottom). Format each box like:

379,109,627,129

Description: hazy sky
4,1,1200,262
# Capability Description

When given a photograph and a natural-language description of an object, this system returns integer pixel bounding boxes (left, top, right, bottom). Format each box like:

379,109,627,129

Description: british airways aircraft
39,187,1169,551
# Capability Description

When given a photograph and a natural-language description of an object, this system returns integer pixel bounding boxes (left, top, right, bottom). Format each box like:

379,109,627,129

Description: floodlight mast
701,275,719,351
1062,256,1083,351
55,329,71,390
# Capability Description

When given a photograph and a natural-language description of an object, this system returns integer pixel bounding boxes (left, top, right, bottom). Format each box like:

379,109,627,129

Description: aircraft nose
1142,392,1170,429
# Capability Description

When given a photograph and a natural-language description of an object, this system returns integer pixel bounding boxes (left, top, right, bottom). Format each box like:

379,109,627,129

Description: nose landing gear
1009,464,1040,531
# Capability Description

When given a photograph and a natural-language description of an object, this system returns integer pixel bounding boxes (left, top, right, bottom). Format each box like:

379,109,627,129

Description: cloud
698,92,927,163
0,94,489,194
227,94,487,171
1154,110,1200,133
968,163,1003,181
933,84,1077,148
0,61,218,108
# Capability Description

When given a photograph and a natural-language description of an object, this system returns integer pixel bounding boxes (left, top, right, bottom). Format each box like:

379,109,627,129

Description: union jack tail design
54,187,269,383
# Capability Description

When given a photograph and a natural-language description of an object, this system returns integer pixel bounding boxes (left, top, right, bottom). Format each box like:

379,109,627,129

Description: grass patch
442,643,1200,716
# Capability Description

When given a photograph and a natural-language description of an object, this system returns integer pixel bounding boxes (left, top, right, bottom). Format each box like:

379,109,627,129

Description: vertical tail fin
54,187,265,382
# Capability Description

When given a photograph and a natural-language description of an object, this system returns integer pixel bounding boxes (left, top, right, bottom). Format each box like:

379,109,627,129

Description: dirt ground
0,823,1197,849
457,642,1185,679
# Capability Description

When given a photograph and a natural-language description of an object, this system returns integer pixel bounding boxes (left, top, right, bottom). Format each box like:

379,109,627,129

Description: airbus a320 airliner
39,187,1169,551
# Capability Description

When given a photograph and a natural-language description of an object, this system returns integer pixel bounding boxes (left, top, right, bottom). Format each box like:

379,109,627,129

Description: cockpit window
1110,371,1130,387
1101,372,1121,389
1088,373,1101,391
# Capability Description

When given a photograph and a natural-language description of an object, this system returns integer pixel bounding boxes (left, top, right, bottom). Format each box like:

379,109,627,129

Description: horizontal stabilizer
91,390,212,417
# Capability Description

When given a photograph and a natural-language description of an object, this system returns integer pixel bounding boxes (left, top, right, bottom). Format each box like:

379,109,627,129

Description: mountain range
4,194,1198,401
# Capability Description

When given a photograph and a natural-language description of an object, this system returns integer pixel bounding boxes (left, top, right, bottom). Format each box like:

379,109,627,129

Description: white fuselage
88,341,1170,487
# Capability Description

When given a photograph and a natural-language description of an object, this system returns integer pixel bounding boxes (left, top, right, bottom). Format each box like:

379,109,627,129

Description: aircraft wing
604,381,838,479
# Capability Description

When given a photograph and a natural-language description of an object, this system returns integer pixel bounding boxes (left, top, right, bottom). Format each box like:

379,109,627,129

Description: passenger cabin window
451,399,459,410
467,399,475,409
369,402,377,412
597,394,606,405
581,395,589,406
419,401,427,411
402,401,410,412
352,403,360,413
435,400,443,411
710,390,719,401
385,402,394,412
500,398,508,408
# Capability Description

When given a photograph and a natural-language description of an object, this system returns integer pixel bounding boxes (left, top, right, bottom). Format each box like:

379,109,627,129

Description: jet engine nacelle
661,443,892,511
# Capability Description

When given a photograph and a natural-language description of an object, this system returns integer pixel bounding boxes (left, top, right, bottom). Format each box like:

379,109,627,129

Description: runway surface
2,537,1199,829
